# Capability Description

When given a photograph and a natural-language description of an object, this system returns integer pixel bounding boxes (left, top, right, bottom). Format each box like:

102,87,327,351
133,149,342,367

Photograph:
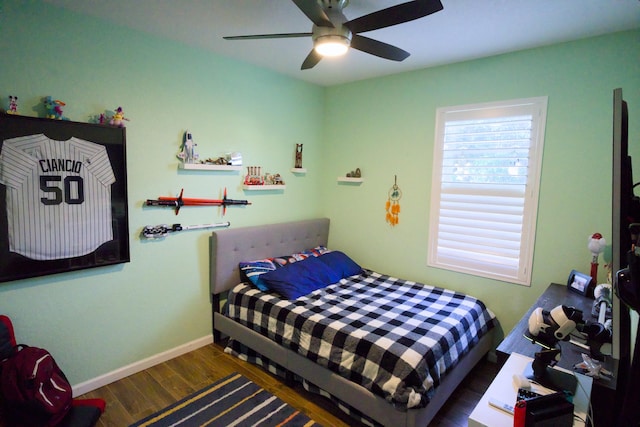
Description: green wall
1,1,638,390
322,30,640,346
0,2,325,385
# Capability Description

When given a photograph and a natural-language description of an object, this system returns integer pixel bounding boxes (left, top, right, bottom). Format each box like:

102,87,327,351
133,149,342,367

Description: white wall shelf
290,168,307,173
337,177,363,183
243,185,286,191
179,163,242,171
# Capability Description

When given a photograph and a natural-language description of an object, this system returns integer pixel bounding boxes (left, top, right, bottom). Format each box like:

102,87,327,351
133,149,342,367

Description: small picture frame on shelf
567,269,593,297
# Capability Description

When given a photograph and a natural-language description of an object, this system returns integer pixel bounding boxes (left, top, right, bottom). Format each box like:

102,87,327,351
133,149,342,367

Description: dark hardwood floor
78,341,500,427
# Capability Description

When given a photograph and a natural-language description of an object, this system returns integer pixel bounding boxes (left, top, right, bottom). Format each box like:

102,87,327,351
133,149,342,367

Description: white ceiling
45,0,640,87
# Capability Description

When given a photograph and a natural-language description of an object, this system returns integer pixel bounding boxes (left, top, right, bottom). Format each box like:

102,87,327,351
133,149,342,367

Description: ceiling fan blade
224,32,312,40
301,49,323,70
350,35,410,61
345,0,443,34
292,0,334,28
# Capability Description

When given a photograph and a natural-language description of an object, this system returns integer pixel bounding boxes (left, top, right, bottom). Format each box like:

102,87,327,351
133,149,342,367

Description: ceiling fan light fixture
314,35,350,57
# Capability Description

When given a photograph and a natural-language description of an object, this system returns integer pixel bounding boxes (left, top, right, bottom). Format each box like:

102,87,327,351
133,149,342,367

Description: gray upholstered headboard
209,218,330,295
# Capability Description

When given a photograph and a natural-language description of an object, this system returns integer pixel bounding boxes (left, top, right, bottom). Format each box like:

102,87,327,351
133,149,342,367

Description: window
427,97,548,285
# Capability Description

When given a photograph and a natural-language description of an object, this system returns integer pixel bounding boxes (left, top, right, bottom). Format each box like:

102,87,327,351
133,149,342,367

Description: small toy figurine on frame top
109,106,129,127
7,96,18,114
43,96,68,120
295,144,303,168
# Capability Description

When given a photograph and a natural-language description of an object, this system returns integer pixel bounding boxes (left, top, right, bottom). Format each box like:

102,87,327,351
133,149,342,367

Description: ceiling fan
223,0,444,70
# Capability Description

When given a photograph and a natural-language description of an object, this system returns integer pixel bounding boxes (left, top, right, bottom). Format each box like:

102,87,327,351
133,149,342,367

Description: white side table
469,352,592,427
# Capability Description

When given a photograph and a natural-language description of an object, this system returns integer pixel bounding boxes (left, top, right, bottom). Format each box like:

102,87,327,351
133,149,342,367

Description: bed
209,218,498,427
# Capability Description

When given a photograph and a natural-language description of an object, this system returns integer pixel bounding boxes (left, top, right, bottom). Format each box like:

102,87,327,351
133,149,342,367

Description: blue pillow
261,256,341,299
239,246,330,291
316,251,363,278
239,259,275,291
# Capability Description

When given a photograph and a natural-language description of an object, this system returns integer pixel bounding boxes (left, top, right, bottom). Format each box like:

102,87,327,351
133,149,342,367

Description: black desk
496,283,618,426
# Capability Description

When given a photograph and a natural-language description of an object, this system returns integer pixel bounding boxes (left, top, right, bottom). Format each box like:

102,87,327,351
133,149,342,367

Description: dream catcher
385,175,402,226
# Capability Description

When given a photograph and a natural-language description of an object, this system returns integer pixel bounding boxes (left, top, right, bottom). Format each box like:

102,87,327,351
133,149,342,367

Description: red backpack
0,344,73,426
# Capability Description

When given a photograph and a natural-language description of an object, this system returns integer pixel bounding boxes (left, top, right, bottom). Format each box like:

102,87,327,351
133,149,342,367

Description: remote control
488,397,514,415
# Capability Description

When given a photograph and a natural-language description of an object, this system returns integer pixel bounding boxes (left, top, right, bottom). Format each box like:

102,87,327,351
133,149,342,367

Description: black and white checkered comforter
225,270,496,409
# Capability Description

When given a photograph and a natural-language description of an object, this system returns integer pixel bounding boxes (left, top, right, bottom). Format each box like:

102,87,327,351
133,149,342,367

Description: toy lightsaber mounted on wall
142,222,230,239
145,188,251,215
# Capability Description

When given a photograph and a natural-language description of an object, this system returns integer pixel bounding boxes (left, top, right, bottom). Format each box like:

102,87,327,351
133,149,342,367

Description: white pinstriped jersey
0,134,116,260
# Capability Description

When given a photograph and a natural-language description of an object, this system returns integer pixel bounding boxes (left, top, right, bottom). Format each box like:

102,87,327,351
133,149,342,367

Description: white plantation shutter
428,97,548,285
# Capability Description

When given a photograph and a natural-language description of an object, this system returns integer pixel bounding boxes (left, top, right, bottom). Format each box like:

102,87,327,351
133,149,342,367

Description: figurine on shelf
346,168,362,178
264,173,285,185
209,157,228,165
273,174,285,185
244,166,265,185
7,96,18,115
202,152,242,166
109,106,129,127
43,96,68,120
295,144,303,168
177,130,199,164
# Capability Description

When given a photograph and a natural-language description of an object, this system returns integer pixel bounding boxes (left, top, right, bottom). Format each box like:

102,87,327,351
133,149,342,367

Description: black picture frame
0,114,130,283
567,269,593,298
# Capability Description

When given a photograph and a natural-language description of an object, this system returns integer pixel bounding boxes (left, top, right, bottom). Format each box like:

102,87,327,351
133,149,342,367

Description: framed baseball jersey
0,114,130,283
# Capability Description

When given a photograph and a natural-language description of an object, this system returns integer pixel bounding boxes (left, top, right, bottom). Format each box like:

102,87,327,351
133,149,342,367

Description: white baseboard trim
72,334,213,397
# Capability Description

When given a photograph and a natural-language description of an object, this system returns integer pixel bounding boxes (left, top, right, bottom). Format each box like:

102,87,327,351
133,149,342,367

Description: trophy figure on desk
588,232,606,285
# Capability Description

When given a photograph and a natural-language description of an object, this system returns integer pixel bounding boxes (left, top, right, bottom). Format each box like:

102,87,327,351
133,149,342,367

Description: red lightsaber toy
145,188,251,215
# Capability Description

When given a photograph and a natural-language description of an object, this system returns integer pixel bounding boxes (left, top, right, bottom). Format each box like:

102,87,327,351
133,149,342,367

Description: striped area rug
130,372,322,427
